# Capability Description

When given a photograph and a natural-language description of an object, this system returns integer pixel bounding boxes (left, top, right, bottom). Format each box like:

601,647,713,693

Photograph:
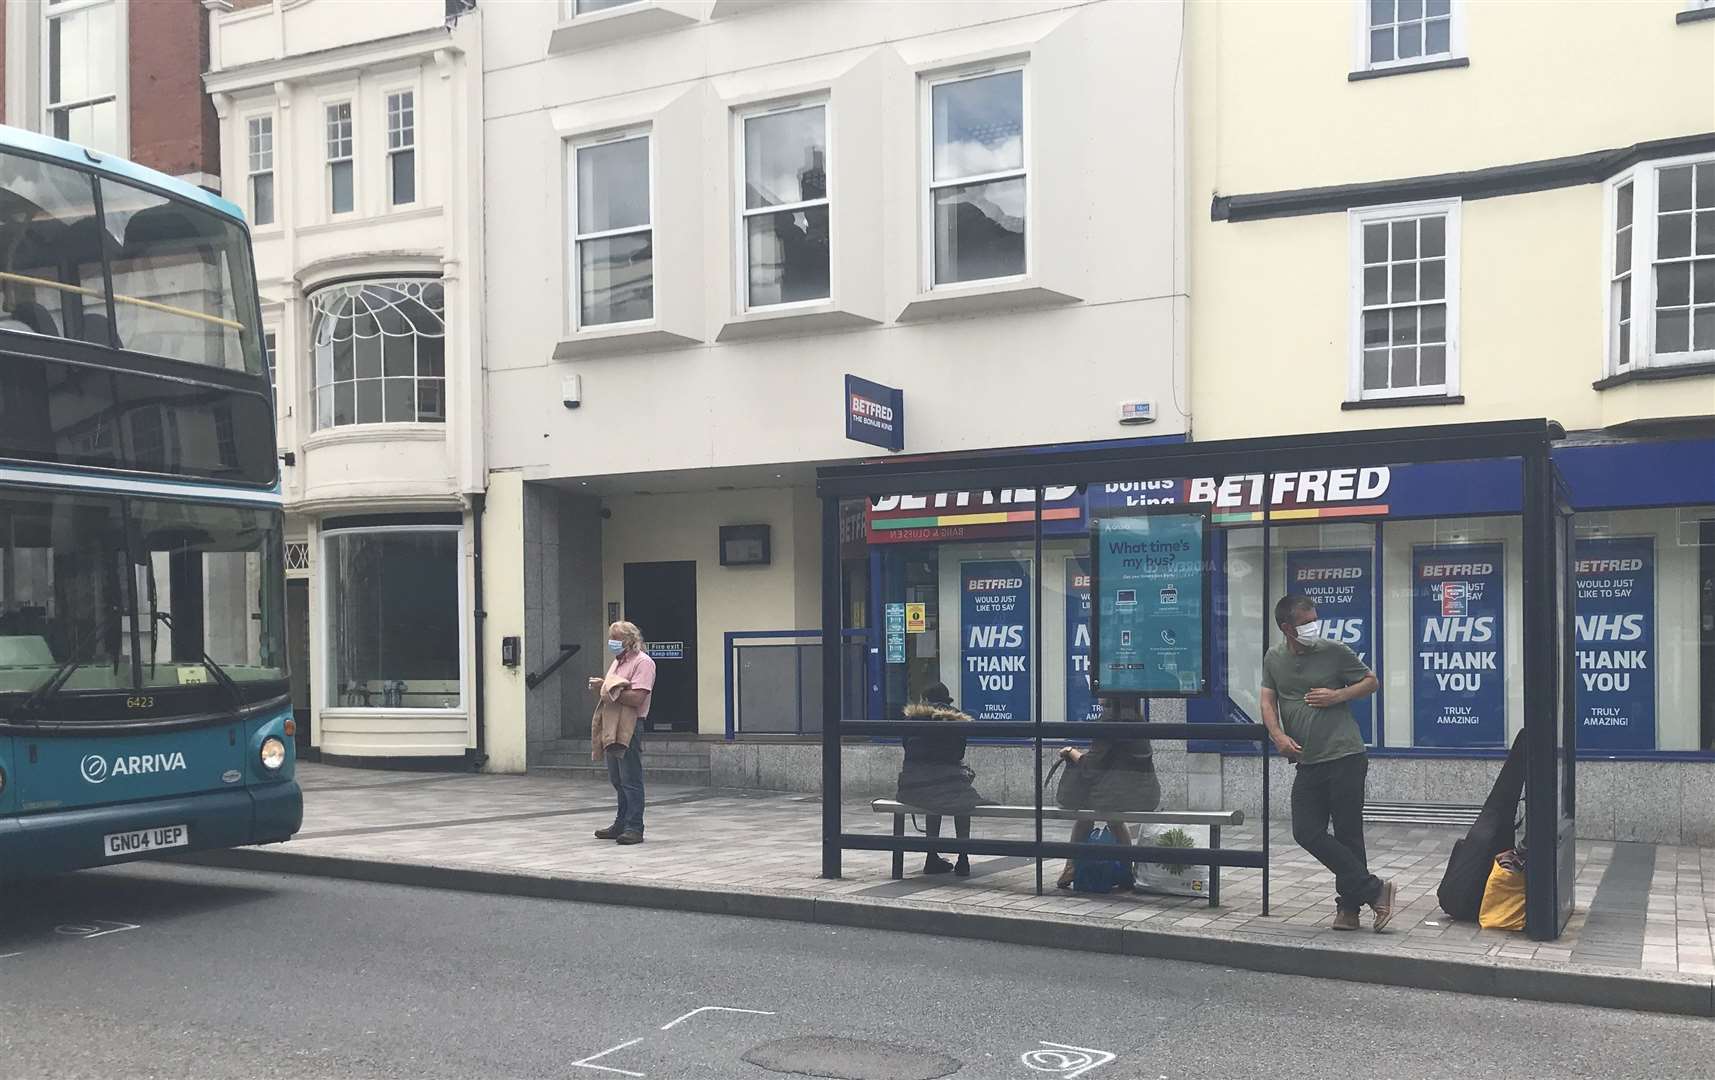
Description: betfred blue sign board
1574,537,1655,750
845,375,903,452
1285,549,1375,744
1091,512,1209,697
1066,558,1099,722
960,560,1031,721
1411,543,1506,747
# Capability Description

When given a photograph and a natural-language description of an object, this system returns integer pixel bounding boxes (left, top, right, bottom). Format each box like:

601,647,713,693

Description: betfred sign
844,374,903,452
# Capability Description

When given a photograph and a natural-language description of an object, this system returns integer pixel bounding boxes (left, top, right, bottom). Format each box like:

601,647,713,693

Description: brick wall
128,0,219,180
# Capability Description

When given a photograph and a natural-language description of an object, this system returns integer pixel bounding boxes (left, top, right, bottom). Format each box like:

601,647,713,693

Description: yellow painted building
1184,0,1715,833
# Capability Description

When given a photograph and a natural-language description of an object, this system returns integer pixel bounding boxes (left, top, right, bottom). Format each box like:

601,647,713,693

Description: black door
623,561,697,733
286,578,313,756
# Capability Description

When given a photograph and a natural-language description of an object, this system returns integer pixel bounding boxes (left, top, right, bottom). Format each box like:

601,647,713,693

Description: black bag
1437,731,1527,921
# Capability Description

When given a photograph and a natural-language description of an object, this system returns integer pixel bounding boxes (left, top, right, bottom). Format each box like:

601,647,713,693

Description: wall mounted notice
1066,558,1100,722
884,603,906,664
1091,512,1208,697
1574,537,1655,751
1285,549,1376,744
1411,543,1506,747
960,560,1031,721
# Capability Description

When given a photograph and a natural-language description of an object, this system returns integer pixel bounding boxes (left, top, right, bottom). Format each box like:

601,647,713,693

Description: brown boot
1332,908,1360,931
1371,879,1397,932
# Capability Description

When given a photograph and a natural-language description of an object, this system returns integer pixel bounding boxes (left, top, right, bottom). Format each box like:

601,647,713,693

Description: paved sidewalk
199,762,1715,1013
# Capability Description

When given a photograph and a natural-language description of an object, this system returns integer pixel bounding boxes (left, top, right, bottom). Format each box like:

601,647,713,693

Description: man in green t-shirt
1261,594,1396,932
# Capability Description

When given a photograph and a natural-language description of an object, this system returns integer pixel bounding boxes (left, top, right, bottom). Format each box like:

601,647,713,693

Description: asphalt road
0,863,1708,1080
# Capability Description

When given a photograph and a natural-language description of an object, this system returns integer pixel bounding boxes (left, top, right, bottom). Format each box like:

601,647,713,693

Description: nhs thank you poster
1574,537,1655,750
960,560,1031,721
1285,549,1376,743
1092,512,1207,696
1411,543,1505,747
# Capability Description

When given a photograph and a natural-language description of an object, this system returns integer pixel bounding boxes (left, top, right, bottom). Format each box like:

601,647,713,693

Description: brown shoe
1331,908,1360,931
1370,879,1397,932
616,831,645,845
594,825,623,840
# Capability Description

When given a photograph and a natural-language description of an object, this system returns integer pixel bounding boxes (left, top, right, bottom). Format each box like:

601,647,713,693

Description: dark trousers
1291,752,1382,913
605,732,645,834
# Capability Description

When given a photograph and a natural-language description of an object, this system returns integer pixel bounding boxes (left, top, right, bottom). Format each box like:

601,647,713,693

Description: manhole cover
743,1036,961,1080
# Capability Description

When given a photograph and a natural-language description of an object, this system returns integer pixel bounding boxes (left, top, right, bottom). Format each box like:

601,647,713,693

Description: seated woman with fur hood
896,682,989,877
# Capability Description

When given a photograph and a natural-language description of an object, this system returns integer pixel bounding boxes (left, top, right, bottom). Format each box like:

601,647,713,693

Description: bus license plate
103,824,189,858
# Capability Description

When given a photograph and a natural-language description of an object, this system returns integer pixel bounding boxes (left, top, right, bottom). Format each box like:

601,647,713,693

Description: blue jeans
605,733,645,834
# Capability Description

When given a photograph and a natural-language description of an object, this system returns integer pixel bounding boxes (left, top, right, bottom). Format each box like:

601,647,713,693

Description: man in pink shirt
589,621,656,844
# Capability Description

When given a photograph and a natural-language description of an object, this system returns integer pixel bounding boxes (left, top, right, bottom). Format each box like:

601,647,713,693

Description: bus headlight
260,737,287,771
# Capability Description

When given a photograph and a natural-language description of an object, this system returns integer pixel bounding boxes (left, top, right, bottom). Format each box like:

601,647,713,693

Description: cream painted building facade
478,0,1190,772
205,0,488,763
1186,0,1715,840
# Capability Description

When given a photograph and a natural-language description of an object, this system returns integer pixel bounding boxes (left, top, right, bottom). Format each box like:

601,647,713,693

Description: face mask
1293,622,1323,645
607,640,624,656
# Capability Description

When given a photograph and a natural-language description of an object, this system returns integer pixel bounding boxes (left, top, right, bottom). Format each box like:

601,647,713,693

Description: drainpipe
469,491,488,770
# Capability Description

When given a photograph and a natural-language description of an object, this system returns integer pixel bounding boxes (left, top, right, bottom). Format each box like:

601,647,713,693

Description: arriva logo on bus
80,752,187,784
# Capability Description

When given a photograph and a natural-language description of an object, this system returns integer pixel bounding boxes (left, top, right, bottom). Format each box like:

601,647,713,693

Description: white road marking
659,1006,776,1031
0,952,20,960
1022,1042,1116,1078
569,1038,646,1078
55,920,140,940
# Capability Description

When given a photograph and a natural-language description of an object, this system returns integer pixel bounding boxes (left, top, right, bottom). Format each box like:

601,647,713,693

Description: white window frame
920,62,1030,293
318,523,469,715
566,128,654,332
565,0,644,16
1605,153,1715,375
263,327,279,413
1346,198,1462,402
1353,0,1467,74
734,97,831,314
385,89,417,208
246,113,276,228
325,100,356,216
41,0,128,155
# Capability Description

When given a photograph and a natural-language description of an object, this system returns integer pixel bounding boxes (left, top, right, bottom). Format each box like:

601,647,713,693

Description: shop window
1608,156,1715,372
308,279,446,429
925,67,1027,288
324,527,462,710
570,132,653,327
570,0,637,12
1350,200,1460,401
1359,0,1462,72
739,101,830,309
45,0,124,154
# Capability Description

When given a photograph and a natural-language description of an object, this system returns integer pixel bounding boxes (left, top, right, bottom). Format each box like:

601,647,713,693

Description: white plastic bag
1132,822,1211,898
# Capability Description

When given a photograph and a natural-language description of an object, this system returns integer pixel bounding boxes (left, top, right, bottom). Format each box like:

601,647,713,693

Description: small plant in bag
1155,827,1195,876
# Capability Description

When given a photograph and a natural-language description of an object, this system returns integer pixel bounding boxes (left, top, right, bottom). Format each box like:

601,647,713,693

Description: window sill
547,2,700,55
1348,56,1471,82
716,303,879,343
1679,7,1715,24
303,423,448,452
709,0,795,16
553,324,701,360
896,280,1081,323
1342,394,1465,411
1593,360,1715,390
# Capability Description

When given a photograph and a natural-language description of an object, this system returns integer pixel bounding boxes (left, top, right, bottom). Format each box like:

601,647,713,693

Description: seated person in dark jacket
896,682,988,877
1055,696,1161,889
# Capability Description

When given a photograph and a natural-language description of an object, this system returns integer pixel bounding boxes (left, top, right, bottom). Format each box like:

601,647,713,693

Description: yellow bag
1478,853,1527,931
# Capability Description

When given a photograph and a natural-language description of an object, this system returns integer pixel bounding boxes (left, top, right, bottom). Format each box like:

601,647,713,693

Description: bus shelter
817,419,1577,941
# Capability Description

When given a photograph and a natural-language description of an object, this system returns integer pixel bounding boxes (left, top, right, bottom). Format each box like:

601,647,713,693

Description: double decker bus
0,125,300,879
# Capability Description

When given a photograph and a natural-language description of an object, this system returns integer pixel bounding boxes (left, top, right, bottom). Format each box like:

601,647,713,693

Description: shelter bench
871,800,1245,907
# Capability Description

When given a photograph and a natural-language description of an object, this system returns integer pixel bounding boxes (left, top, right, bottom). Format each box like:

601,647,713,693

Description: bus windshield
0,490,284,701
0,148,264,376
